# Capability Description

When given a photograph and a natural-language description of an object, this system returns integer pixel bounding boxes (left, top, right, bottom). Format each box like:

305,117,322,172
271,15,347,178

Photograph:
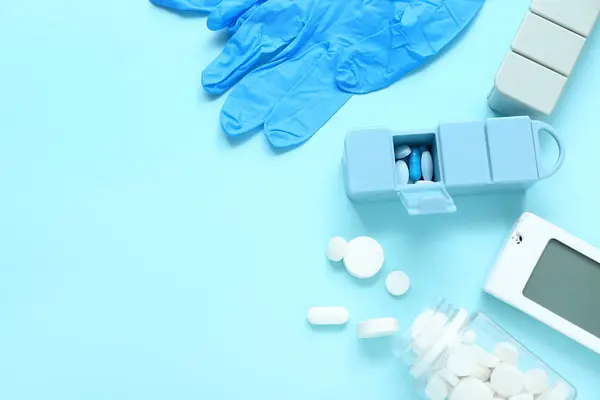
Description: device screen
523,239,600,337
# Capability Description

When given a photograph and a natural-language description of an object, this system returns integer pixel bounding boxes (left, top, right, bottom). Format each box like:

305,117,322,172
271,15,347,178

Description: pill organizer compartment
399,299,576,399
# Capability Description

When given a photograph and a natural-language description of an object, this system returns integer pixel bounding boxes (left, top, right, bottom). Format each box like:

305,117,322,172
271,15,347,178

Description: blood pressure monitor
484,212,600,355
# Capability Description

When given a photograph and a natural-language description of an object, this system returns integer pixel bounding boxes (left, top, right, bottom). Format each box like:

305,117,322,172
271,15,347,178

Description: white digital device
484,212,600,355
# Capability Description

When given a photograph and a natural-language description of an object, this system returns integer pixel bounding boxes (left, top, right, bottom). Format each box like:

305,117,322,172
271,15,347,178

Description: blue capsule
408,147,422,182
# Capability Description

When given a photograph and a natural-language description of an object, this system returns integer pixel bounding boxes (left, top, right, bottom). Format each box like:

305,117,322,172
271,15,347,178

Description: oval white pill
446,345,478,377
395,160,409,185
523,369,548,395
490,364,525,397
421,150,434,181
470,364,491,381
326,236,348,262
425,376,449,400
494,342,519,364
450,378,494,400
386,270,410,296
343,236,384,279
358,317,399,338
462,330,477,344
395,144,411,160
307,306,349,325
508,393,534,400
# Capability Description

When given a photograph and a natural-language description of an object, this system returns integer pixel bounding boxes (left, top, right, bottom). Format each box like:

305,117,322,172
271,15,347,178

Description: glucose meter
484,212,600,355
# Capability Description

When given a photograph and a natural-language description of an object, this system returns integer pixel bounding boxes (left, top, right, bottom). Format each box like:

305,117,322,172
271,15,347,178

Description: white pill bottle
397,299,576,400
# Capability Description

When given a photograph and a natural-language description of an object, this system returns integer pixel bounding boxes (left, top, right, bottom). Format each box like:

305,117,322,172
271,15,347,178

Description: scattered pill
385,270,410,296
421,149,434,181
326,236,348,262
436,368,460,387
395,160,410,185
449,378,494,400
494,342,519,364
409,147,422,181
490,364,525,397
395,144,412,160
523,369,549,395
509,393,534,400
470,364,491,381
425,376,449,400
446,345,478,377
307,306,349,325
343,236,384,279
358,317,399,339
462,330,477,344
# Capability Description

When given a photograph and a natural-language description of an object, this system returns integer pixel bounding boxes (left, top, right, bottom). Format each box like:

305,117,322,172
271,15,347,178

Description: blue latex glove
149,0,222,12
203,0,485,148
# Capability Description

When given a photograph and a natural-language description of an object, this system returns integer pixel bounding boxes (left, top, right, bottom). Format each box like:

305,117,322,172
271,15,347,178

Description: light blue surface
343,117,565,215
1,0,599,399
197,0,485,148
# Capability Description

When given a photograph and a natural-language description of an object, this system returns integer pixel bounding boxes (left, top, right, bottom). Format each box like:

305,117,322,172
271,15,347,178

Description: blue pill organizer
342,116,565,215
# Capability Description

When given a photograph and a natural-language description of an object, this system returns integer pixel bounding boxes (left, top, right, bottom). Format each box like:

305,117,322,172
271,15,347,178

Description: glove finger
202,0,305,95
220,43,330,136
150,0,221,12
207,0,264,31
227,3,261,35
265,51,352,149
336,0,485,94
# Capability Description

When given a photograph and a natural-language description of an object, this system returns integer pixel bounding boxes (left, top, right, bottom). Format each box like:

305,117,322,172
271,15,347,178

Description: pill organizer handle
532,121,565,180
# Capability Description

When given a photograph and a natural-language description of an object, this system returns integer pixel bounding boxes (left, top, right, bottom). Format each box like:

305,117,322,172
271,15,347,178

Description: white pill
485,381,496,394
395,160,410,185
307,306,349,325
523,369,548,395
395,144,411,159
421,150,434,181
326,236,348,262
416,180,434,184
450,378,494,400
343,236,384,279
425,376,449,400
462,330,477,344
358,317,399,338
411,309,435,338
494,342,519,364
436,368,460,387
446,345,478,377
385,270,410,296
490,364,525,397
476,348,501,369
508,394,533,400
470,364,492,381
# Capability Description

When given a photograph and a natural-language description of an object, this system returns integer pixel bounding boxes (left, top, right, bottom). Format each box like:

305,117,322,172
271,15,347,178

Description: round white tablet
470,364,491,381
425,376,449,400
307,306,349,325
395,144,412,160
493,342,519,364
450,378,494,400
446,345,478,377
358,317,399,339
343,236,384,279
326,236,348,262
477,349,501,369
490,364,525,397
385,270,410,296
523,369,549,395
436,368,459,387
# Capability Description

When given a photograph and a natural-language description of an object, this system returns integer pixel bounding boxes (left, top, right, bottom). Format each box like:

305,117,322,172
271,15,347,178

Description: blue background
1,0,599,398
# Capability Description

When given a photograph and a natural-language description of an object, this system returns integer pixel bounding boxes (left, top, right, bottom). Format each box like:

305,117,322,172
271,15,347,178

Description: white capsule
523,369,549,395
421,150,434,181
385,270,410,296
425,376,449,400
307,306,349,325
358,317,399,339
395,160,410,185
326,236,348,262
494,342,519,364
395,144,412,160
450,378,494,400
446,345,478,377
490,364,525,398
343,236,384,279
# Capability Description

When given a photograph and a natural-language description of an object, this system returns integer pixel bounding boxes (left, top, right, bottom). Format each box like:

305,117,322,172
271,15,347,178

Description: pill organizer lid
396,184,457,215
